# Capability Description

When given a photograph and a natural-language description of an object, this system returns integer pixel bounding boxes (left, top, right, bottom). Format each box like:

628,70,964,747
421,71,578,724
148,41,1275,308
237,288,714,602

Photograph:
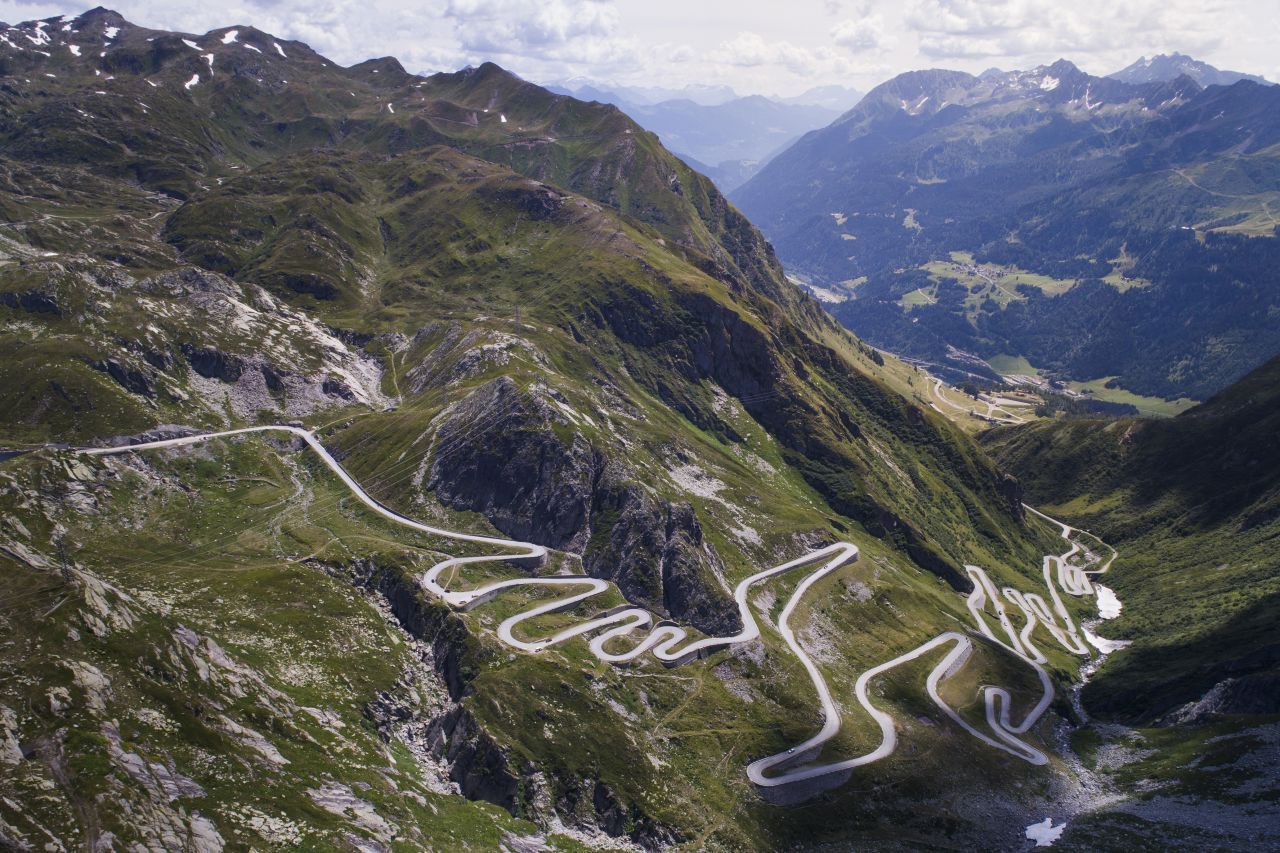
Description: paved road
931,377,1026,425
81,426,1116,789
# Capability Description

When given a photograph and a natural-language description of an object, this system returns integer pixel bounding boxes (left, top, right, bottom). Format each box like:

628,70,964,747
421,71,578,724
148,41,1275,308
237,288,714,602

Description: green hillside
0,8,1117,850
983,355,1280,721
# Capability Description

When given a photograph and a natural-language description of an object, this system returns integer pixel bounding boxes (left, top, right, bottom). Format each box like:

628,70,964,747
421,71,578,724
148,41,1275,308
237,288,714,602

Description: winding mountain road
80,425,1115,789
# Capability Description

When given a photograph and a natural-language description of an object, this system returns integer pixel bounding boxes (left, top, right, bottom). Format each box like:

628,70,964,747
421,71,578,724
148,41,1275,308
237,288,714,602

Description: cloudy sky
2,0,1276,96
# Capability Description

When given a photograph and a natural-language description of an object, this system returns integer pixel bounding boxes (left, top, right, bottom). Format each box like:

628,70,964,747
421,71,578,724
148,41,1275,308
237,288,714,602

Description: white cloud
713,32,820,74
832,15,892,52
905,0,1230,68
439,0,642,78
0,0,1269,95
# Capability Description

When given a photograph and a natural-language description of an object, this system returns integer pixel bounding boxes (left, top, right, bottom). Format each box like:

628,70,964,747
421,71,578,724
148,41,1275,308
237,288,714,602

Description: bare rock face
89,358,156,398
141,266,240,299
181,344,246,382
1164,671,1280,725
427,376,740,635
426,376,596,552
583,467,736,635
0,290,61,315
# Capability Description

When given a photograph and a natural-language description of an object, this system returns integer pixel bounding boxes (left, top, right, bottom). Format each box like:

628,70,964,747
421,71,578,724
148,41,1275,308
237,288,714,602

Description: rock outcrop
426,376,739,635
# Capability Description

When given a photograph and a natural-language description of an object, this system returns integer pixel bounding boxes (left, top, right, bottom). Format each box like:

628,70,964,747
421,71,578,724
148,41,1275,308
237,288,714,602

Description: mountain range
1109,52,1272,87
549,82,862,191
732,59,1280,403
0,8,1075,850
1,8,1277,850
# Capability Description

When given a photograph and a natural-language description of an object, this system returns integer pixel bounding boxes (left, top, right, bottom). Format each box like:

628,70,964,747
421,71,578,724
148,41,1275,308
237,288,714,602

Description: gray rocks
105,424,203,447
582,473,738,635
0,706,21,766
181,345,246,382
321,376,357,401
89,358,155,398
140,267,240,299
428,706,524,811
0,290,60,315
428,377,594,552
427,377,739,634
1163,672,1280,725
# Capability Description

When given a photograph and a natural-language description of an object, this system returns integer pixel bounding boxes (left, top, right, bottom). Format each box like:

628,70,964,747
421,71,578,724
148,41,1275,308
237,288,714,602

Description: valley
733,61,1280,403
1,6,1277,851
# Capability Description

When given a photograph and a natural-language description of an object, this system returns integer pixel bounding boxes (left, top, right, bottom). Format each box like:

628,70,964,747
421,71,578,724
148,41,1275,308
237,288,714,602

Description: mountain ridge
731,57,1280,401
545,81,859,191
0,8,1104,850
1110,51,1272,87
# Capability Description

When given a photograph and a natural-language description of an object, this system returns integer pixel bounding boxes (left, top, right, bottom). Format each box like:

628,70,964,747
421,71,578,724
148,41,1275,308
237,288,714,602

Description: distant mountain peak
1110,53,1271,87
73,6,127,25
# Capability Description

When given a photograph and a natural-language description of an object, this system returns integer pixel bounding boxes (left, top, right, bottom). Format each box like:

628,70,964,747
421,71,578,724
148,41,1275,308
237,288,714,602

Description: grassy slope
981,354,1280,722
0,9,1100,848
0,439,556,850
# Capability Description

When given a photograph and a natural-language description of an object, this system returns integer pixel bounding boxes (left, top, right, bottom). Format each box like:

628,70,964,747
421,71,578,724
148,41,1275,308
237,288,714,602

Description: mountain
1110,52,1272,87
0,8,1116,851
550,83,847,191
984,353,1280,720
732,60,1280,402
572,80,741,107
778,84,864,112
981,355,1280,845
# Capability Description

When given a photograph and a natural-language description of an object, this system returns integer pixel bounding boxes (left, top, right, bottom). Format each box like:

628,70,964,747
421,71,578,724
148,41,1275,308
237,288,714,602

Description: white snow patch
103,25,119,39
184,74,200,90
202,53,214,71
243,43,261,53
499,113,507,123
221,29,238,44
1025,818,1066,847
1094,584,1121,619
182,38,199,49
273,42,287,58
1084,627,1131,655
1040,75,1060,91
24,24,51,46
386,102,394,113
67,44,81,56
146,79,158,87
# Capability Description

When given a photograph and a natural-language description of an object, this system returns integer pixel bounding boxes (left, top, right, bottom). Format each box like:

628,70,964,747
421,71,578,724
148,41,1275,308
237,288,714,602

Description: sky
1,0,1276,97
